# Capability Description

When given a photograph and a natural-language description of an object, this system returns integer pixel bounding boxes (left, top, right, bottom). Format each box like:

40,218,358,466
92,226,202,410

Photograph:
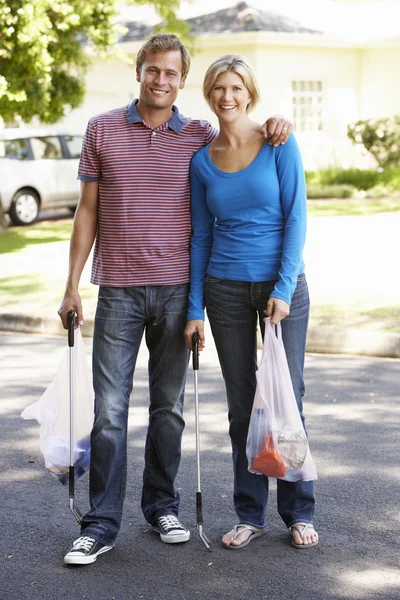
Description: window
0,138,29,160
292,81,324,132
63,135,83,159
30,136,63,160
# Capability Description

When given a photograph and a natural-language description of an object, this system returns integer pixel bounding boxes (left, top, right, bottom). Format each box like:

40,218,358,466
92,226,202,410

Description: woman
184,55,318,550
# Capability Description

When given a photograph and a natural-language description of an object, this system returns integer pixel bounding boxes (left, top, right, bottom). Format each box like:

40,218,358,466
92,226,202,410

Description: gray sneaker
64,536,113,565
152,514,190,544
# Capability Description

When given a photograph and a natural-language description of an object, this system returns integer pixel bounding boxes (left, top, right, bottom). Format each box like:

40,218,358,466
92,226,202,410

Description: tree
0,0,189,125
347,116,400,167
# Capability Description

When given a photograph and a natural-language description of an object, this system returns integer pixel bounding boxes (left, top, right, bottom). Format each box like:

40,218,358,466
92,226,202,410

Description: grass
309,304,400,334
0,220,73,254
0,219,96,317
307,197,400,217
0,204,399,333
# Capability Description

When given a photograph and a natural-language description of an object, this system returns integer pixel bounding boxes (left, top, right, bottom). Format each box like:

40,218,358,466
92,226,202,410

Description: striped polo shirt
78,99,217,286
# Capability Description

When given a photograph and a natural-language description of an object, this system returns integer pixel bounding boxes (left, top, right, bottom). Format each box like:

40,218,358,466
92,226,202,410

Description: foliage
0,0,189,125
372,166,400,192
305,166,400,191
306,168,379,190
306,184,354,199
347,116,400,167
132,0,191,41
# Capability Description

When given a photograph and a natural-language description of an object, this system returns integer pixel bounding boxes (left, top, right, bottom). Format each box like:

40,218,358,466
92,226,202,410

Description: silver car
0,128,83,225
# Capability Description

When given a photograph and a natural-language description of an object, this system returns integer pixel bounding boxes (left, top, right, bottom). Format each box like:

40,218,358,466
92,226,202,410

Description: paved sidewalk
1,331,399,600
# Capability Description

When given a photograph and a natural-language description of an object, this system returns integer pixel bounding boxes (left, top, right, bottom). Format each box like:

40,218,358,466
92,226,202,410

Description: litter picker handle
67,308,82,524
196,491,203,524
68,309,75,348
191,331,211,551
192,332,199,371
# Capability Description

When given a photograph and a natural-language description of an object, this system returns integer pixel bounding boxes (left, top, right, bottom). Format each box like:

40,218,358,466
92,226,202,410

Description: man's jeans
205,275,315,530
80,284,190,546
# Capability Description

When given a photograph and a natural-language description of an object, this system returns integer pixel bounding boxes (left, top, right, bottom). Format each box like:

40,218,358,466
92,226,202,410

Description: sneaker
64,536,113,565
152,514,190,544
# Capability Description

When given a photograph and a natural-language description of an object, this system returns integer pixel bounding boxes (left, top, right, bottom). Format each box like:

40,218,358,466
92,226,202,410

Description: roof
119,1,321,43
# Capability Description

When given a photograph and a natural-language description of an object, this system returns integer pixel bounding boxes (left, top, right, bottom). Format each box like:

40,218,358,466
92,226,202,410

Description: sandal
290,522,319,549
222,524,266,550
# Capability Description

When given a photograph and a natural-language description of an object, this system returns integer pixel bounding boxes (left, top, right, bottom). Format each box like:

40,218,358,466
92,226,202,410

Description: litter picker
68,309,83,524
192,332,211,551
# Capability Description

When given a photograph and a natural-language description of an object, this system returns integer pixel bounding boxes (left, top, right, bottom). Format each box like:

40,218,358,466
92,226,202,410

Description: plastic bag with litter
21,327,94,485
246,319,317,482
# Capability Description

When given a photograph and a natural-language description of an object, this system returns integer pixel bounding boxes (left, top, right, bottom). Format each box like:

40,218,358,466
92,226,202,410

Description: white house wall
359,46,400,118
58,56,136,132
254,44,362,169
58,35,398,170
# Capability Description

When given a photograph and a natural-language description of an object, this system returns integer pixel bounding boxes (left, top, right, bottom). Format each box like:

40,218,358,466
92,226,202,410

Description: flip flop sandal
290,522,319,549
222,524,266,550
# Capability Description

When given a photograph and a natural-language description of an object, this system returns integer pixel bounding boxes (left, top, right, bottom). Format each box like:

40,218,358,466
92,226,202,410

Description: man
58,33,292,566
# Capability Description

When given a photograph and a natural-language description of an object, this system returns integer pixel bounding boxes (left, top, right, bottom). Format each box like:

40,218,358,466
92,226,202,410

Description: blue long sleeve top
187,134,307,321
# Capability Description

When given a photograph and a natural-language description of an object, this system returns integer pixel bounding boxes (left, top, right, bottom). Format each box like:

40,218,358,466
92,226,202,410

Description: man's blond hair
136,34,191,79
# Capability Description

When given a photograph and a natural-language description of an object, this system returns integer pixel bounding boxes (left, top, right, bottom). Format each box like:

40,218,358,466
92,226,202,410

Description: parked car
0,128,83,225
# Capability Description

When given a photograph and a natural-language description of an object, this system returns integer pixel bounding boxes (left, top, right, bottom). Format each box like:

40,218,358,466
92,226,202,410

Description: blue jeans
80,284,190,545
205,275,315,529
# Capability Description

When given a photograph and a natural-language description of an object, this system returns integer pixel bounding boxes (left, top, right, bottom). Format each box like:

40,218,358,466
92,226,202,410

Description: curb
305,327,400,359
0,313,399,359
0,313,95,339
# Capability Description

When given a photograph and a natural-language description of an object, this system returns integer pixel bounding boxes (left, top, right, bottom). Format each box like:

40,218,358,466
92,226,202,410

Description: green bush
377,166,400,191
347,116,400,167
305,168,379,190
305,166,400,191
364,184,391,199
306,184,355,199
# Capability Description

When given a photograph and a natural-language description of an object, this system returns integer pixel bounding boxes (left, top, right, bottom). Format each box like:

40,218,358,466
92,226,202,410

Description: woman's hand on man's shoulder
260,116,292,147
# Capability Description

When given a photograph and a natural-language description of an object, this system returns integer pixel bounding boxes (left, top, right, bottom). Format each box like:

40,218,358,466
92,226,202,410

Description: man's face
136,50,186,111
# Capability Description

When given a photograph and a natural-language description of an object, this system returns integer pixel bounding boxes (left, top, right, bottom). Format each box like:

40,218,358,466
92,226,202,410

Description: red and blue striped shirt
78,100,216,286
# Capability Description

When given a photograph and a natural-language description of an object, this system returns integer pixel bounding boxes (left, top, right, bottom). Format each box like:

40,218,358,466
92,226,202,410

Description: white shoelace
158,515,183,532
73,536,96,552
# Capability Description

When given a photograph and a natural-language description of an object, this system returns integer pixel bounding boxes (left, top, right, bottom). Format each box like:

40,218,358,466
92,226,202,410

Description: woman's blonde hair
203,54,260,113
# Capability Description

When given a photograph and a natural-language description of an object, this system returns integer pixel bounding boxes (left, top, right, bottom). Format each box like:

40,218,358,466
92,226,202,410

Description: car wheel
9,189,40,226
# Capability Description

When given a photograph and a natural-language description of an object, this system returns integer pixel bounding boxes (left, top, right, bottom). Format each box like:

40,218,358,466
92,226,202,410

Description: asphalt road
1,332,399,600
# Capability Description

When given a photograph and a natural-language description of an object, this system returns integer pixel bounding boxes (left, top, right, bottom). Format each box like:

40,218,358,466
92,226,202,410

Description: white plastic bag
246,318,317,482
21,328,94,485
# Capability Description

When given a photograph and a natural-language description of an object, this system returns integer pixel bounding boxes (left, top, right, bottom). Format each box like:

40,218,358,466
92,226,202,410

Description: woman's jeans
80,284,190,546
205,275,315,529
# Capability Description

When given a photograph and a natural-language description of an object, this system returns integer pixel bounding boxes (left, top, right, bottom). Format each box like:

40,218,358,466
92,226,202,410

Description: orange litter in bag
252,433,286,478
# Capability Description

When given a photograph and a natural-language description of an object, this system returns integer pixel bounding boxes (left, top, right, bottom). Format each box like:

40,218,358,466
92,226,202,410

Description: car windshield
0,138,29,160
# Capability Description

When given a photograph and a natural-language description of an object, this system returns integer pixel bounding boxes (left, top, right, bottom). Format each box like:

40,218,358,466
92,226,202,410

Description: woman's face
209,70,252,121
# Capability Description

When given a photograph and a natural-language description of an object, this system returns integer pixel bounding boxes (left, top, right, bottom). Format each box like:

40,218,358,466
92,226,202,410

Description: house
58,1,400,170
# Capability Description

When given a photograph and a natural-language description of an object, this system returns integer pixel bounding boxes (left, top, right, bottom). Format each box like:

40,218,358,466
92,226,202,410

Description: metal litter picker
192,332,211,550
68,309,83,524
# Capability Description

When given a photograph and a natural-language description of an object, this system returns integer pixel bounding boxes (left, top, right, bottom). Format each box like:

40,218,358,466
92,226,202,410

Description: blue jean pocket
205,274,222,283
